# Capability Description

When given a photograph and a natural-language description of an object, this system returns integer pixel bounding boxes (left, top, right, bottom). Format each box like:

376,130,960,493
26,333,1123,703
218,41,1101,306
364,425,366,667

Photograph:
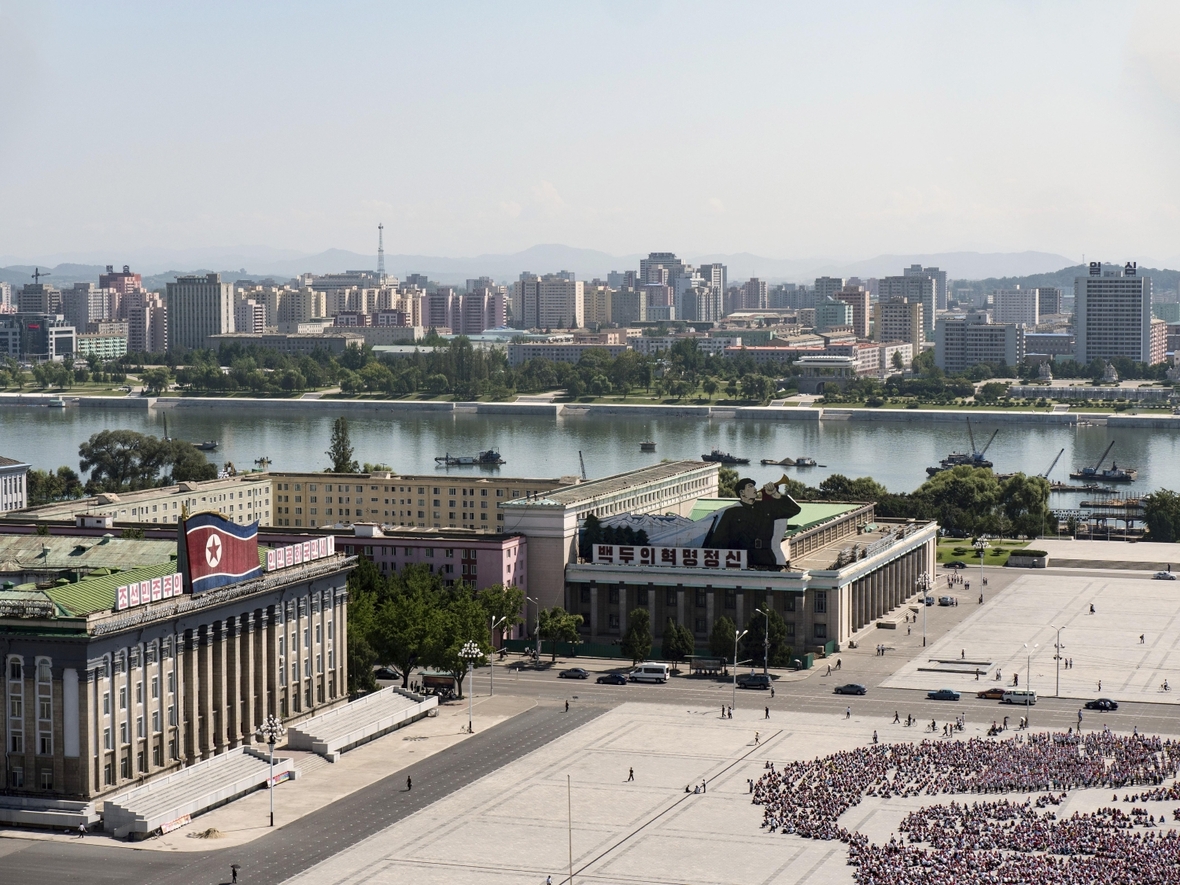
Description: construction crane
31,267,50,283
1072,440,1116,479
1040,448,1065,479
578,450,588,481
977,429,999,460
966,416,978,455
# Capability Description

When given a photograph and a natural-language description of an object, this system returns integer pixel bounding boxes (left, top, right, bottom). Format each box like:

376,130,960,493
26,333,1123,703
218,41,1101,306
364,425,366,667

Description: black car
945,561,968,569
374,667,399,681
1084,698,1119,711
596,673,628,685
558,668,589,680
833,683,866,695
927,688,961,701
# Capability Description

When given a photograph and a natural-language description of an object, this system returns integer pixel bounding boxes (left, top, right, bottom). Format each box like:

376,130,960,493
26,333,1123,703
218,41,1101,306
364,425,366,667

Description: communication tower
377,223,385,278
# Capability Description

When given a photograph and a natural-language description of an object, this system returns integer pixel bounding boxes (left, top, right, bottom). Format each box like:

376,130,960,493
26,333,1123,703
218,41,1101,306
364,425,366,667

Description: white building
513,274,584,330
992,288,1039,327
0,455,29,514
935,314,1025,373
1074,262,1154,364
165,273,234,351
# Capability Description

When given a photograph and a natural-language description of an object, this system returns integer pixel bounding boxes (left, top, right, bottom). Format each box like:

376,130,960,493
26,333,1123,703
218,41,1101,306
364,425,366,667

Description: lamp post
1023,642,1038,726
1050,625,1063,697
916,572,932,647
974,537,990,600
732,628,749,711
755,607,771,675
489,615,506,696
460,640,481,734
525,595,541,660
254,714,285,827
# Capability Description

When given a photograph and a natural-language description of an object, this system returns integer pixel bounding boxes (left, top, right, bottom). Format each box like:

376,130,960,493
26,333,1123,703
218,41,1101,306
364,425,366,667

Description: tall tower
377,223,385,278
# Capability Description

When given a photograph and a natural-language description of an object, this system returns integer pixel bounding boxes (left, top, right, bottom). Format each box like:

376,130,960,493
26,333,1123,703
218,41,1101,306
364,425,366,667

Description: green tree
346,559,383,694
477,583,526,642
742,608,793,668
620,607,652,665
1144,490,1180,543
25,466,84,506
718,466,739,498
660,617,694,668
140,366,173,396
538,606,583,661
708,615,737,661
425,587,490,699
373,564,441,688
702,377,719,400
999,474,1051,538
79,429,215,493
326,416,359,473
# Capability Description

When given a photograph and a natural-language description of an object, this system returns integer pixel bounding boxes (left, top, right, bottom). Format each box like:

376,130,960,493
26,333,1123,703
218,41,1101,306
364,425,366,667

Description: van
629,662,670,683
1002,690,1037,705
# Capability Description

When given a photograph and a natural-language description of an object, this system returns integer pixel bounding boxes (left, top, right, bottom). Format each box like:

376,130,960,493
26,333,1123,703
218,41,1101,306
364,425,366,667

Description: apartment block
1074,262,1153,364
872,298,924,350
165,274,234,351
935,314,1025,373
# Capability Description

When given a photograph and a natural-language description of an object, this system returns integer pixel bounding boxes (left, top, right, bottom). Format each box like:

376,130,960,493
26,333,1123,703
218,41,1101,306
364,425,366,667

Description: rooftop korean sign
115,572,183,612
266,536,335,572
592,544,746,570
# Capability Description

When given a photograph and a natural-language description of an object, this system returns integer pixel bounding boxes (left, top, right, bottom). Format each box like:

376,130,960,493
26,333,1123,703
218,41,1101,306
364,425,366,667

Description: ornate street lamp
489,616,506,696
460,639,481,734
732,628,749,711
755,607,771,675
254,714,286,827
974,537,990,600
916,572,932,647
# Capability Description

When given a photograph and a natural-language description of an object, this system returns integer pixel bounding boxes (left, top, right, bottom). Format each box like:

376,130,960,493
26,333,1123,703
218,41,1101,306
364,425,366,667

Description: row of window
578,587,819,613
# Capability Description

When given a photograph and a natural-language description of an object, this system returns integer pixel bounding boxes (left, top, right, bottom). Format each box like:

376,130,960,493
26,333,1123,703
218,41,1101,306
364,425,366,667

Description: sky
2,1,1179,266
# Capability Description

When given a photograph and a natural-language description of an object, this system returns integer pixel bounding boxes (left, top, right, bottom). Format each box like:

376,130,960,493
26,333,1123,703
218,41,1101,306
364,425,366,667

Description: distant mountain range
2,245,1173,289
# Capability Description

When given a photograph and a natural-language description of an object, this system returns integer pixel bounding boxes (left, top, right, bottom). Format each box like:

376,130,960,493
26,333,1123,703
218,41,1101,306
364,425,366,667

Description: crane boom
578,450,588,481
978,429,999,458
966,417,977,454
1094,440,1115,472
1041,448,1064,478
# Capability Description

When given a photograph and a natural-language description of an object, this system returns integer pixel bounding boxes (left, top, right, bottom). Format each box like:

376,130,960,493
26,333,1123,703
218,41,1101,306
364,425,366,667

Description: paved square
882,572,1180,703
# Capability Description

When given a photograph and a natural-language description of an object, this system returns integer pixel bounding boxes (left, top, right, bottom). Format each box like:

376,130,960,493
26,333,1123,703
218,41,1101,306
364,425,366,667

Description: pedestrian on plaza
1078,709,1083,728
547,876,553,885
701,779,707,794
755,731,760,745
727,706,732,719
872,730,878,744
1090,603,1096,614
1098,679,1102,691
77,823,86,839
770,686,775,698
1141,634,1145,644
565,700,569,713
406,776,412,791
628,767,634,782
961,649,965,659
231,866,238,884
846,706,851,719
721,705,726,718
764,706,770,719
893,710,900,723
826,664,831,676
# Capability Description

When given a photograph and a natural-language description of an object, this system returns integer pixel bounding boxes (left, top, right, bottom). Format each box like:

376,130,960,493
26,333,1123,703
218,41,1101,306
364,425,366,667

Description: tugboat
702,448,749,465
640,441,657,452
435,450,506,467
196,440,219,451
794,457,818,467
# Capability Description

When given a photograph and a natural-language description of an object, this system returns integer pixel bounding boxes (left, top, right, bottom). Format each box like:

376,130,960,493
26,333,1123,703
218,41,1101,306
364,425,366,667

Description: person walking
565,700,569,713
406,776,412,791
231,866,238,884
845,706,851,719
755,731,760,745
77,823,86,839
1078,709,1083,729
893,710,900,723
627,767,634,782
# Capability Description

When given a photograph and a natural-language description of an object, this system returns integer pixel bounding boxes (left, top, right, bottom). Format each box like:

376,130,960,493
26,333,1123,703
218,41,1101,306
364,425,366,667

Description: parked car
938,596,955,606
833,683,867,695
1085,698,1119,711
738,673,772,690
927,688,961,701
1154,571,1177,580
596,673,628,685
924,596,935,606
976,687,1006,700
558,668,589,680
374,666,399,681
945,560,968,569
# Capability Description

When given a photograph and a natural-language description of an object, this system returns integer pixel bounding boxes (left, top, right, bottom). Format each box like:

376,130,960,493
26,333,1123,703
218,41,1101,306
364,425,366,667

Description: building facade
880,274,936,338
935,314,1026,373
0,455,29,514
872,298,924,350
166,274,234,352
1074,262,1153,364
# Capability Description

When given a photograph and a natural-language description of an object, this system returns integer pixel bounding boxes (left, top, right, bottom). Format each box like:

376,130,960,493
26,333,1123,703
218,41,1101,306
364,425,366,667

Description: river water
2,404,1178,499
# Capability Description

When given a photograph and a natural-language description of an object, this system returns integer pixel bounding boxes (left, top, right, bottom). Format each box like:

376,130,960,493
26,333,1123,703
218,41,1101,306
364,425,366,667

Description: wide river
2,404,1178,499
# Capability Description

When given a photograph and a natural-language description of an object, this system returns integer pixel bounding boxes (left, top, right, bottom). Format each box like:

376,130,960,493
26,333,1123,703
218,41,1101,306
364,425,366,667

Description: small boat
761,457,795,466
196,441,219,451
47,397,66,408
795,457,818,467
435,449,505,467
702,448,749,465
640,441,657,452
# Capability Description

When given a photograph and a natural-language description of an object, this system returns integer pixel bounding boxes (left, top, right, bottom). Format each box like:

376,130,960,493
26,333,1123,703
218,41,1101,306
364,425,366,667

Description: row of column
847,546,926,639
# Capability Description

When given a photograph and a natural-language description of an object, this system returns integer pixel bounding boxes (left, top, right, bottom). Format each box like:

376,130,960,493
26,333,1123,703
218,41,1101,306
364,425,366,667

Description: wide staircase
103,746,295,839
287,686,437,760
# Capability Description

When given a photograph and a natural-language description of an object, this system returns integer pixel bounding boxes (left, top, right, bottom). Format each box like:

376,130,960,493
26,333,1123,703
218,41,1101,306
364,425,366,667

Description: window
315,624,321,643
9,696,21,718
8,659,21,680
608,614,620,629
137,717,144,739
103,727,112,750
121,757,130,779
39,731,51,754
151,676,159,699
39,697,50,720
168,706,176,727
10,732,23,753
637,588,648,606
168,671,175,693
304,628,310,648
813,623,828,639
724,590,736,610
153,743,163,767
784,622,796,637
694,618,707,633
120,722,128,744
40,769,53,790
119,687,127,709
814,591,827,614
608,588,619,604
103,763,113,786
666,589,677,606
135,681,143,704
785,595,796,612
316,654,322,674
695,590,707,608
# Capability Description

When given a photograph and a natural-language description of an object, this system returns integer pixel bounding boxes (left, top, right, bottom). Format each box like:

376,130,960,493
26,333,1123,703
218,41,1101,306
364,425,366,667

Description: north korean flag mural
181,512,263,595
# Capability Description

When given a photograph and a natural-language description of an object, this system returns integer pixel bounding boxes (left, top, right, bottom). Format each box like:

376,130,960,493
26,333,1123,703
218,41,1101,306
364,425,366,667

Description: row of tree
610,607,795,669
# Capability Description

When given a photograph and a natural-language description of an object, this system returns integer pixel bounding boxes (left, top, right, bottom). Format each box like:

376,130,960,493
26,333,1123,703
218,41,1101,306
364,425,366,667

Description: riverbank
5,391,1179,428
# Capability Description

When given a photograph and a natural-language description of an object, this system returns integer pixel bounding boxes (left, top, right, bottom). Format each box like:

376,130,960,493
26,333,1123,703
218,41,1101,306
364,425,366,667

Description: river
2,404,1178,499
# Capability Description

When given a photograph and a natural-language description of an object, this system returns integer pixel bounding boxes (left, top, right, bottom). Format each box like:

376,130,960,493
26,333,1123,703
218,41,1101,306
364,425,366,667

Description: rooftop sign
592,544,746,570
266,535,335,572
115,572,183,612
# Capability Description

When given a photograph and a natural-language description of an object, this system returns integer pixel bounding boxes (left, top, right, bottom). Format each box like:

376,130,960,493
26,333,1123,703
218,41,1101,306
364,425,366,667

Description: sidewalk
0,693,535,852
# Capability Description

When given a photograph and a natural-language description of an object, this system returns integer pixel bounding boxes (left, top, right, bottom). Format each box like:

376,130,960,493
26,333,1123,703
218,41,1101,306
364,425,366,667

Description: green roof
688,498,858,535
44,560,180,618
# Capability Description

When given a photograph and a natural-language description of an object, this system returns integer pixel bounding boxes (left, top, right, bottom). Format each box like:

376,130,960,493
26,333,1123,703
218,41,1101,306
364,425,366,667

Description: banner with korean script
591,545,746,570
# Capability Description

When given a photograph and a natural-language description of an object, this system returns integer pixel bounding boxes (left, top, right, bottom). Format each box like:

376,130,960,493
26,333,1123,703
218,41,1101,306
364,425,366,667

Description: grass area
936,537,1030,566
0,384,131,396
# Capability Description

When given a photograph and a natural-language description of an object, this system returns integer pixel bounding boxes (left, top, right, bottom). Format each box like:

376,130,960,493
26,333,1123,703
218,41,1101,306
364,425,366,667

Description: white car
1154,571,1177,580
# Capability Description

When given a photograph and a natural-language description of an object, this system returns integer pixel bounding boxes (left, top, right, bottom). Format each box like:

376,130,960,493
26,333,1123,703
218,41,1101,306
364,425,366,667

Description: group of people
751,729,1180,883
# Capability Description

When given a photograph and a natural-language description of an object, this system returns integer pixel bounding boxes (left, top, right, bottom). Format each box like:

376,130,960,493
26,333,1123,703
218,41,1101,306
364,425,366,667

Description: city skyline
3,3,1180,263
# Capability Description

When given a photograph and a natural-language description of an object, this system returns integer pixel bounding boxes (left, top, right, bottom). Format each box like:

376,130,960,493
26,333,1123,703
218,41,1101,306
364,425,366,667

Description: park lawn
937,538,1029,566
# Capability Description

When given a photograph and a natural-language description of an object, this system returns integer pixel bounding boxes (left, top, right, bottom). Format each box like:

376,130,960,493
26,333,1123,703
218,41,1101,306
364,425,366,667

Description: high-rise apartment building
991,288,1039,327
814,276,845,303
872,298,924,350
165,273,234,351
697,263,727,299
738,278,768,311
1074,262,1153,364
124,291,167,354
879,274,936,339
611,289,647,325
1036,287,1064,317
904,265,948,310
17,283,60,315
234,297,266,335
99,264,143,296
583,284,613,327
639,253,686,288
62,283,110,332
935,314,1025,374
834,285,871,338
513,274,584,330
815,297,853,333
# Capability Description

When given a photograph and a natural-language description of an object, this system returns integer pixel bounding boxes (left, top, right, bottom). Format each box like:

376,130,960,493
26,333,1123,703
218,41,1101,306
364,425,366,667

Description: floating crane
975,428,999,464
1072,440,1116,480
1040,448,1065,479
578,450,588,482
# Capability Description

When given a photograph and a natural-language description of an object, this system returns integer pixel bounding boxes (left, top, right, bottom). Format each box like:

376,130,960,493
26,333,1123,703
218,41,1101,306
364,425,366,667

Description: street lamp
254,714,286,827
732,628,749,711
916,572,932,647
974,537,990,600
1023,642,1038,726
755,607,771,675
525,595,541,660
1050,625,1063,697
489,615,506,696
460,640,481,734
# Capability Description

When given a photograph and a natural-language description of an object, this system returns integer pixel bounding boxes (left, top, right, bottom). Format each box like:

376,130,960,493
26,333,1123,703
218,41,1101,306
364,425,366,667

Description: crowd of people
752,730,1180,883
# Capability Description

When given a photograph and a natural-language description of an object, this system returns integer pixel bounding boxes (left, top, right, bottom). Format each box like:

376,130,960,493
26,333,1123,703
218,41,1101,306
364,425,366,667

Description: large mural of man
703,478,802,569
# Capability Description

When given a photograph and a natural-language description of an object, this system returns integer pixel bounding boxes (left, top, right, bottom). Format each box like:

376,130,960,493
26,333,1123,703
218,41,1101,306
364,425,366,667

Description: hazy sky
2,1,1179,264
